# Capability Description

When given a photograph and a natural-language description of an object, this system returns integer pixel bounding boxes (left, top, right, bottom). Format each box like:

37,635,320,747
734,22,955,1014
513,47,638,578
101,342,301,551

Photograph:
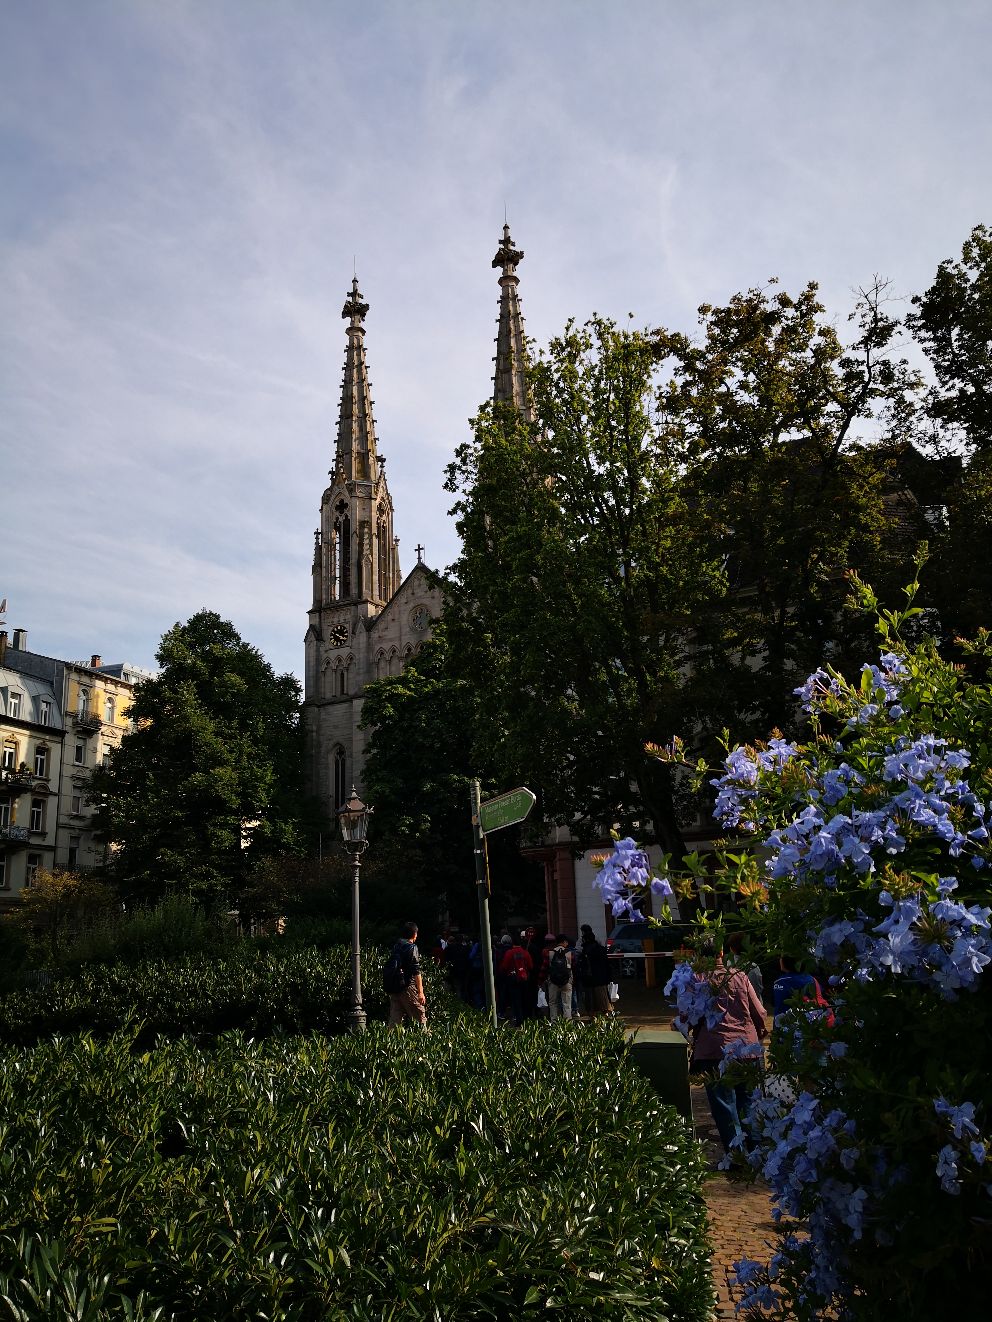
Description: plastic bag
608,981,620,1002
537,987,548,1009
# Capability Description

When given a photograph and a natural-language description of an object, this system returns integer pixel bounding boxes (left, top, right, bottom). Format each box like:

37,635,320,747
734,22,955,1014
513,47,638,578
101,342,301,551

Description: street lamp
338,786,372,1032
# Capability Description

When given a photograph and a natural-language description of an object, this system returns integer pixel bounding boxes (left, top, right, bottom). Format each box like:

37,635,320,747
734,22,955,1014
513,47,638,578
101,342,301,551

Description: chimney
0,630,7,664
90,654,102,669
11,628,26,651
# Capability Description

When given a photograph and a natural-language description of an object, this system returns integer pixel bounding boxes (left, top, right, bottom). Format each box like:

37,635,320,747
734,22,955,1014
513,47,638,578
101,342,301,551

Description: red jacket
499,946,533,979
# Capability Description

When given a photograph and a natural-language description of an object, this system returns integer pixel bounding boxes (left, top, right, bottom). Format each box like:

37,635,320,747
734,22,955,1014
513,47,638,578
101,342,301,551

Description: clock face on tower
330,623,349,648
410,606,430,633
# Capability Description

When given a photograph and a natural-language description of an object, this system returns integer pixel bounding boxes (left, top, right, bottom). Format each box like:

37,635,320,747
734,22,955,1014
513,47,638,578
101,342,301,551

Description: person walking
383,920,427,1029
541,933,575,1022
689,949,767,1155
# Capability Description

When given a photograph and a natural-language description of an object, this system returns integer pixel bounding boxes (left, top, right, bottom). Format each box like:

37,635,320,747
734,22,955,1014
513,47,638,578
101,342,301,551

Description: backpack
382,948,408,994
548,947,571,987
506,949,529,979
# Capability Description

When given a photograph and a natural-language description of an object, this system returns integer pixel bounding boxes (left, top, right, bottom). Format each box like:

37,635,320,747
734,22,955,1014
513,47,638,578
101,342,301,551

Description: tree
359,624,544,932
908,222,992,452
660,279,927,738
445,318,722,857
443,291,925,857
92,610,316,904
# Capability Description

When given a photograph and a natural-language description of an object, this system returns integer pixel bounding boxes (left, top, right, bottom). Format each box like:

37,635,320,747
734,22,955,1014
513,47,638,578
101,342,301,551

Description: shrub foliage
0,1024,711,1320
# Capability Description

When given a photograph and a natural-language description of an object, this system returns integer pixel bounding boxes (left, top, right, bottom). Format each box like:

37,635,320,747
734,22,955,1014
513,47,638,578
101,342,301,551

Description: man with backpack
540,933,575,1022
382,920,427,1028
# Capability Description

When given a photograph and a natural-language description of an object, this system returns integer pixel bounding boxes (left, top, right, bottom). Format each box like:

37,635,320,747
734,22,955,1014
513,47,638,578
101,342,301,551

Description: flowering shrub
594,573,992,1319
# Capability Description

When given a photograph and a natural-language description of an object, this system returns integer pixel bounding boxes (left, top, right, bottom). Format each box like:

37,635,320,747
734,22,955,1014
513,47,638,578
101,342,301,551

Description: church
303,224,530,815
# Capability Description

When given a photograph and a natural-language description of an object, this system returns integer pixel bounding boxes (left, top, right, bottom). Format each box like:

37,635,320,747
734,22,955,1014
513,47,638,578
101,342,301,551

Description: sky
2,0,990,682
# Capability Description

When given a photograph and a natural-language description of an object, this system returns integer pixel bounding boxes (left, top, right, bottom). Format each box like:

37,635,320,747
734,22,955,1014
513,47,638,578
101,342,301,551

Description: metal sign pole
470,778,498,1028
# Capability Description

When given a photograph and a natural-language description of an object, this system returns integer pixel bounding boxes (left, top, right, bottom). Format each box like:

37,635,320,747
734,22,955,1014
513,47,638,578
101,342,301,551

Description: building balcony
0,825,31,848
73,711,102,733
0,769,34,794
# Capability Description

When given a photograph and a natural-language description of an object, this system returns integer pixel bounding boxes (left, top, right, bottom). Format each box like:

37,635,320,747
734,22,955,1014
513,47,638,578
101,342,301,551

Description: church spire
335,276,379,482
492,222,533,421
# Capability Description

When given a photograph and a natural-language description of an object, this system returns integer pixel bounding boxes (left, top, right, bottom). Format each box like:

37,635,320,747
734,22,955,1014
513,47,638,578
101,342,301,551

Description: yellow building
0,627,153,906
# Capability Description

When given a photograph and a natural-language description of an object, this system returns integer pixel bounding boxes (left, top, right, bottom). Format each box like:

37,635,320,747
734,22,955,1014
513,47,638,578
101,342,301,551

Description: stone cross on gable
415,544,425,564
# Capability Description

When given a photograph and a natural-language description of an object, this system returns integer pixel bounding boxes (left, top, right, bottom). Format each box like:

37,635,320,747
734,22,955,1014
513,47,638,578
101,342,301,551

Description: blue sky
2,0,990,680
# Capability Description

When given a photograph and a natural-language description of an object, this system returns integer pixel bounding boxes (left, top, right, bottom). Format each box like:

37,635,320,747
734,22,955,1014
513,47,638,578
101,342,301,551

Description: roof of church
335,276,380,483
492,222,533,421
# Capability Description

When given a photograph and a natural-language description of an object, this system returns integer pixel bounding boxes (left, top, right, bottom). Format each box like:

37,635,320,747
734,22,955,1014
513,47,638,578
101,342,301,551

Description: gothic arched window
332,746,347,811
332,509,351,600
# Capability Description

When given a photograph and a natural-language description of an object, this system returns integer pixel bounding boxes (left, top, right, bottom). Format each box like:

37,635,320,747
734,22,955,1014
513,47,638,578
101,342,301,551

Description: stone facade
303,279,441,811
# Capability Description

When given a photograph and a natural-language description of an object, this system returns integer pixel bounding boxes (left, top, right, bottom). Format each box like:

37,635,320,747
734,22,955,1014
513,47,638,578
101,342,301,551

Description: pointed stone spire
492,222,533,421
335,276,378,482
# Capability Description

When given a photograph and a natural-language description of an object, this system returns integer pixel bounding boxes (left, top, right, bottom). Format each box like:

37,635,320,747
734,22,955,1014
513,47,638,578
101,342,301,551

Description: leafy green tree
661,279,927,738
92,610,315,904
443,292,925,858
445,318,723,857
908,222,992,451
360,625,544,932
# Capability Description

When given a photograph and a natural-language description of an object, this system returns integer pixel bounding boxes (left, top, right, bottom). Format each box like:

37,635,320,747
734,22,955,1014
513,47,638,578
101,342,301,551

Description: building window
38,698,51,725
1,741,15,770
0,798,9,828
74,742,85,766
0,855,6,889
71,794,82,815
104,696,116,724
338,668,347,696
34,746,49,778
8,691,21,719
332,746,347,811
26,853,41,884
102,750,111,768
67,836,80,869
29,798,45,833
78,688,90,717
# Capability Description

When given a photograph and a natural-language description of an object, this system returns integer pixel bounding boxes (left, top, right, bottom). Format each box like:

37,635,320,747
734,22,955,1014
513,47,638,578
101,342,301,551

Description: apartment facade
0,627,153,909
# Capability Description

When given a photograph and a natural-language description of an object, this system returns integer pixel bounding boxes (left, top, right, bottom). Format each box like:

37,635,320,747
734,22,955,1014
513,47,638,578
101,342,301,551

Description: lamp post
338,786,372,1032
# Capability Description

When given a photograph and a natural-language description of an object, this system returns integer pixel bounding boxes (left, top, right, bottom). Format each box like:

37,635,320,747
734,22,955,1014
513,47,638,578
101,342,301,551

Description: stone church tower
303,277,441,812
304,227,531,817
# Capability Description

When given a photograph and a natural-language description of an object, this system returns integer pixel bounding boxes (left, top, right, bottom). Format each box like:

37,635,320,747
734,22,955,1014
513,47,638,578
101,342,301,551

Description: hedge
0,1022,712,1320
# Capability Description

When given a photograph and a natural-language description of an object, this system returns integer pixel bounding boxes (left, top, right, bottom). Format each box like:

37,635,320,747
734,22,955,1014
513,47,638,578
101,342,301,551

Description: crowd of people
430,923,617,1025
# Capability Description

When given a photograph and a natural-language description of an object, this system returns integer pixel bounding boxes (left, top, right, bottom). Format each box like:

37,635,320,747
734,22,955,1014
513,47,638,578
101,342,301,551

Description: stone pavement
615,979,779,1320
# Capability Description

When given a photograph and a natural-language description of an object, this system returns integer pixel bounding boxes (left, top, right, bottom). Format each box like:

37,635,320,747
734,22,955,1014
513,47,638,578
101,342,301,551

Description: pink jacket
691,967,767,1063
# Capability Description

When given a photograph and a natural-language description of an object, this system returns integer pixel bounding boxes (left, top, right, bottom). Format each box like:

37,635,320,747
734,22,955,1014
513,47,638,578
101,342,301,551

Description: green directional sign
479,787,536,835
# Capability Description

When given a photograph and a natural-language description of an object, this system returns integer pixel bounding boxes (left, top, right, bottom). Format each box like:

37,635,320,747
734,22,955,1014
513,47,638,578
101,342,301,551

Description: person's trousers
388,989,427,1028
697,1060,751,1151
505,978,526,1026
548,980,573,1021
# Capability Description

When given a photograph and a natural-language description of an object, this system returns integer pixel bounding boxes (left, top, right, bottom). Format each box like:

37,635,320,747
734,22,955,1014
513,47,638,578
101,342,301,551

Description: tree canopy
92,610,314,904
440,283,926,856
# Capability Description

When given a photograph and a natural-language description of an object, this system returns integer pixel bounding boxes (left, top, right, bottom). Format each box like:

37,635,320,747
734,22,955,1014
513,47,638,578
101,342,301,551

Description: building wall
0,635,149,905
304,564,442,812
0,660,64,908
57,663,138,873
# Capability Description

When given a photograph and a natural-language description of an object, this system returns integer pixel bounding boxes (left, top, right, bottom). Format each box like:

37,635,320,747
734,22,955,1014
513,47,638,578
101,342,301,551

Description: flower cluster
795,651,907,723
710,738,799,832
592,836,673,920
813,881,992,999
664,960,724,1032
933,1097,988,1195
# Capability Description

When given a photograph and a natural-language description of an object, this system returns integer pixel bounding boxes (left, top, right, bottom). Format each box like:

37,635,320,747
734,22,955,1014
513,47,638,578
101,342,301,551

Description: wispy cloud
1,0,990,677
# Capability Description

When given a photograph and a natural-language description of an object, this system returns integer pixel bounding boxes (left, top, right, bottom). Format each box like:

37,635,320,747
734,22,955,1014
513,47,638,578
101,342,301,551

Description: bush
63,894,236,967
0,1022,712,1320
0,945,461,1046
598,573,992,1319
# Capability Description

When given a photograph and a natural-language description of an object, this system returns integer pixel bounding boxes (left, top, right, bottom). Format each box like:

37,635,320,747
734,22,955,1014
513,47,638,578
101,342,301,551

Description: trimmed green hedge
0,1023,712,1320
0,946,460,1046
